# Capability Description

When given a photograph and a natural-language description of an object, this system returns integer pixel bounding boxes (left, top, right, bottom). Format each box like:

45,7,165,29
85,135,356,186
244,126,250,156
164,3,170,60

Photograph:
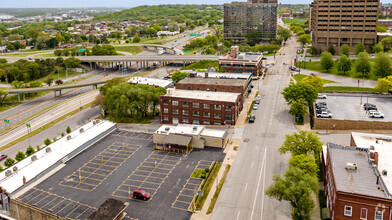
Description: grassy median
207,164,231,214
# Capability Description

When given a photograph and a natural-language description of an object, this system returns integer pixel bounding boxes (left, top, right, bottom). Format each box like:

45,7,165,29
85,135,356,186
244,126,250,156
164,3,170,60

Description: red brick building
160,88,242,125
322,143,392,220
175,76,252,104
219,46,263,76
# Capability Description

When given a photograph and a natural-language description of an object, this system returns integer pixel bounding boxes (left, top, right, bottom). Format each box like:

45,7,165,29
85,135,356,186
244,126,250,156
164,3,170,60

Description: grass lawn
297,60,378,80
283,18,308,24
293,74,337,83
0,51,49,57
207,164,231,214
115,46,144,55
191,169,204,179
194,162,222,210
180,60,219,70
320,86,376,92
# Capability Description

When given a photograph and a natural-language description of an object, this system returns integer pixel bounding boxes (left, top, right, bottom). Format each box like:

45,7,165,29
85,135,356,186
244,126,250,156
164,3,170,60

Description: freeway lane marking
260,147,267,220
250,147,267,220
245,182,248,192
236,211,241,220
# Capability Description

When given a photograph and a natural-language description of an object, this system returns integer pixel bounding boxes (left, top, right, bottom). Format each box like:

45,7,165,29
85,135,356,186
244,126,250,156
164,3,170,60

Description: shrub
0,166,4,172
53,137,57,142
26,146,35,157
66,126,71,134
44,138,52,146
61,132,65,137
201,173,206,179
15,151,26,162
36,145,41,151
205,168,210,173
4,158,15,168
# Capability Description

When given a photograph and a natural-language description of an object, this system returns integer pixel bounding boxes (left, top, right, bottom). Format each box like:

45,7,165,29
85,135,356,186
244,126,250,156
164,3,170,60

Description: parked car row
318,93,327,99
289,66,300,72
315,102,333,118
364,103,384,118
249,95,261,123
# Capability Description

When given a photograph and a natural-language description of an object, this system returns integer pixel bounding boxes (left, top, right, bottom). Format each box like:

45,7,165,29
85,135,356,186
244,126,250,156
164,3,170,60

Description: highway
211,38,300,220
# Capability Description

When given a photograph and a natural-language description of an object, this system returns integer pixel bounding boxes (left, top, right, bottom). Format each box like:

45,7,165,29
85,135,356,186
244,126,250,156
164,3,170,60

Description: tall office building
224,0,278,44
310,0,379,52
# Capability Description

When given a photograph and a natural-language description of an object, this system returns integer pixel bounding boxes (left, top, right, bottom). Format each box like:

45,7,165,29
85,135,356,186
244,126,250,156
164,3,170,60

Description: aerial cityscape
0,0,392,219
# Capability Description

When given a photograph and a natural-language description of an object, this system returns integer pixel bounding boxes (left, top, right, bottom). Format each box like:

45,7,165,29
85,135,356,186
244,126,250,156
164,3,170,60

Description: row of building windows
163,100,233,111
164,109,232,119
317,29,376,32
163,117,232,124
344,206,383,220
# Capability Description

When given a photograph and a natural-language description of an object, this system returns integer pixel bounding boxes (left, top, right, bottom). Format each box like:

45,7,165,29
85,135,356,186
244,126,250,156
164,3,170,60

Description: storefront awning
163,134,192,146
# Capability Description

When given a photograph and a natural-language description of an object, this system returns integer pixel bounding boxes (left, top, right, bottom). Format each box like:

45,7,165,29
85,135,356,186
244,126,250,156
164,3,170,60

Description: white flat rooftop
0,120,115,194
201,129,228,138
156,124,205,136
164,89,240,103
192,71,252,79
351,132,392,193
128,77,172,88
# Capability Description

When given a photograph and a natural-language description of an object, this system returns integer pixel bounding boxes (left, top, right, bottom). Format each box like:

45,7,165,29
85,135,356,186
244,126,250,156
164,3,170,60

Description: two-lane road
211,39,300,220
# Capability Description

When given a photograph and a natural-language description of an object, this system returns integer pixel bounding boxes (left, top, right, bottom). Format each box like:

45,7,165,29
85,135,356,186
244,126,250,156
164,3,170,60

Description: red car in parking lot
132,189,150,201
0,154,8,161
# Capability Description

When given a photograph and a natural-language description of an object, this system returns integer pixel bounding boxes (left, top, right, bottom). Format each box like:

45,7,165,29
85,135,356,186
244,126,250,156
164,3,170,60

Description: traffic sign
79,48,85,53
3,119,10,124
186,50,190,53
196,33,201,36
26,123,31,128
195,191,203,196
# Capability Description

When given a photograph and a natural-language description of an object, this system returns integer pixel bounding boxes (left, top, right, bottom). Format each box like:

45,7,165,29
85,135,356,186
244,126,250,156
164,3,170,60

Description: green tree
4,158,15,168
277,27,292,41
45,78,54,86
0,166,4,172
63,57,81,68
132,33,141,43
297,34,311,46
29,81,42,88
337,54,352,74
372,43,384,54
278,130,323,157
340,44,350,56
288,98,308,123
26,29,39,39
54,50,62,56
189,24,195,30
15,151,26,162
378,25,387,32
282,82,318,107
355,52,371,77
306,46,317,56
0,89,8,106
66,126,71,134
55,79,64,85
265,167,318,220
302,75,324,90
288,155,318,177
320,51,334,72
327,45,335,55
245,31,260,46
171,71,190,83
180,26,185,33
26,146,35,157
375,76,392,93
373,52,392,77
44,138,52,146
355,43,365,55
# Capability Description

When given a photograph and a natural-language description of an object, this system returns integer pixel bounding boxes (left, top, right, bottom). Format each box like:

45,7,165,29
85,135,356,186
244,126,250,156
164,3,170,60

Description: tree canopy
288,154,319,177
282,82,318,107
340,44,350,56
373,52,392,78
320,51,334,72
337,54,351,74
301,75,324,90
279,130,323,156
355,52,371,76
297,34,311,46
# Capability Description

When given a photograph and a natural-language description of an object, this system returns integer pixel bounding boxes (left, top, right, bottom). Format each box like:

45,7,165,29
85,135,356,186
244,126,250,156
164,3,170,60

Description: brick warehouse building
322,143,392,220
310,0,379,53
219,46,263,76
175,76,252,104
160,88,242,125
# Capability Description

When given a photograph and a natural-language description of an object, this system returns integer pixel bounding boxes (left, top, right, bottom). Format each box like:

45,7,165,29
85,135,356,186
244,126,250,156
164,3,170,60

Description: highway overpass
113,44,184,55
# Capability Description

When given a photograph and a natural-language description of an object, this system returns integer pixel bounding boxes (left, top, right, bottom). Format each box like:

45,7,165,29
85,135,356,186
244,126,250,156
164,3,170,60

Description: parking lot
17,129,225,220
317,94,392,121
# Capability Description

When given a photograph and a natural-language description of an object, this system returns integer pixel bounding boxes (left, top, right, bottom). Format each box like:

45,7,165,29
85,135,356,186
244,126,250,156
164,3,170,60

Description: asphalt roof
178,77,247,87
327,143,389,198
87,198,127,220
163,134,192,146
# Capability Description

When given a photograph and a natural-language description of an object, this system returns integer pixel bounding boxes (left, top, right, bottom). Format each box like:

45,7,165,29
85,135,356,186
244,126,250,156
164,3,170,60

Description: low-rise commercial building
219,46,263,76
153,124,229,152
128,77,173,88
322,138,392,220
176,76,252,104
160,88,242,125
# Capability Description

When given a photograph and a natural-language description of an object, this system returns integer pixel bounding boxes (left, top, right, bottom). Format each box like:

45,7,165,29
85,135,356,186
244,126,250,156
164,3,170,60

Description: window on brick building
163,99,169,104
214,105,221,110
344,206,352,217
204,104,210,109
193,102,199,108
182,118,189,123
193,111,199,116
360,208,367,219
225,115,232,121
193,120,199,124
225,106,232,111
203,121,210,124
172,109,179,114
182,110,189,115
163,116,169,121
182,101,189,107
173,117,179,124
163,108,168,113
214,113,221,119
375,211,383,220
172,101,178,106
203,112,210,118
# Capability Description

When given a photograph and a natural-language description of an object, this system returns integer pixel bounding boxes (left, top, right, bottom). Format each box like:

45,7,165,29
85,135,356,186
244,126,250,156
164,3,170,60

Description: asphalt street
211,38,300,220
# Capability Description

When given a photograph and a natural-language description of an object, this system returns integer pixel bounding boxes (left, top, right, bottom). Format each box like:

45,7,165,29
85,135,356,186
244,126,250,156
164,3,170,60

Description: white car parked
318,94,327,99
369,112,384,118
317,110,332,118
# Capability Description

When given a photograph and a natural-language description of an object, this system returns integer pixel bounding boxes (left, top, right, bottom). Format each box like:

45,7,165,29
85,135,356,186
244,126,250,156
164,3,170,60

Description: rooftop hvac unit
5,170,12,177
13,166,18,172
93,120,97,125
165,127,170,131
31,155,37,162
67,135,72,140
345,163,358,170
46,147,51,153
96,119,100,123
193,126,197,131
80,128,84,133
370,145,375,150
382,170,388,176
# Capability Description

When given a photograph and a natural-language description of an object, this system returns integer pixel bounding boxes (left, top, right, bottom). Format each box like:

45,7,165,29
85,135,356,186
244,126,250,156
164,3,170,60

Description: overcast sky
1,0,313,8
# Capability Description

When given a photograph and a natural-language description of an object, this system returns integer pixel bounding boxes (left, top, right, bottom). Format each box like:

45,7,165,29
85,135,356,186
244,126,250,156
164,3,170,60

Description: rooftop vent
193,126,198,131
31,155,37,162
79,128,84,133
382,170,388,176
165,127,170,131
67,135,72,140
370,145,375,150
5,170,12,177
13,166,18,172
46,147,51,153
345,163,358,170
